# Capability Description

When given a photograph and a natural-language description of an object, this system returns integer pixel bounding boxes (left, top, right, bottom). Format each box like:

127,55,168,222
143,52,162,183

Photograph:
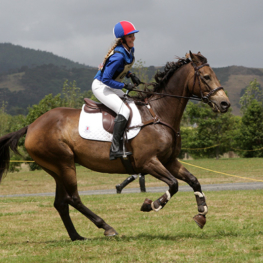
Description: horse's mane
132,52,207,101
152,57,191,92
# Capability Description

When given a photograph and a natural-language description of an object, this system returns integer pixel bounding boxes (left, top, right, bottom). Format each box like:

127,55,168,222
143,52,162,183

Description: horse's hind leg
42,167,85,241
43,165,117,239
58,167,118,237
54,181,86,241
166,159,208,229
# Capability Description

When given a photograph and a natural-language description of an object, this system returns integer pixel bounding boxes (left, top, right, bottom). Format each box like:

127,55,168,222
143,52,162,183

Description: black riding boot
116,175,136,194
109,114,132,160
139,174,146,192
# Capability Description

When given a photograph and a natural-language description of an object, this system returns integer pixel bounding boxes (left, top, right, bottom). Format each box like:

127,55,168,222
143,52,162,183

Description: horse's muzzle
220,100,231,113
209,100,230,113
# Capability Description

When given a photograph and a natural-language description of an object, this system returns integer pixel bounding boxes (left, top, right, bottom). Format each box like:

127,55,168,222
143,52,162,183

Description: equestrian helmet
113,21,139,38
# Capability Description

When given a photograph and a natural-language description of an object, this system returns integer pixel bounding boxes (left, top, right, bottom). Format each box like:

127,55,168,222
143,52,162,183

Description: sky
0,0,262,68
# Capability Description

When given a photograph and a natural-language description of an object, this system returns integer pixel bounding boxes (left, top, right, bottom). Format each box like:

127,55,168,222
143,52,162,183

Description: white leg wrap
194,191,205,198
151,191,171,212
194,192,208,215
166,190,171,201
151,201,162,212
199,206,208,215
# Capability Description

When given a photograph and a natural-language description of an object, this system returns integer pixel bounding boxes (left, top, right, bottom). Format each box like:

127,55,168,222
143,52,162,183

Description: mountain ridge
0,43,89,74
0,43,262,115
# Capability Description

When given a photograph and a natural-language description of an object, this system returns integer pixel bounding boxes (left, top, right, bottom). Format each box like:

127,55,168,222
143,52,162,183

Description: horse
0,51,230,241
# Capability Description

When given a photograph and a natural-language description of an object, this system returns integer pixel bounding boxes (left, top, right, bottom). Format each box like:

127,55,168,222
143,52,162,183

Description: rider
92,21,142,160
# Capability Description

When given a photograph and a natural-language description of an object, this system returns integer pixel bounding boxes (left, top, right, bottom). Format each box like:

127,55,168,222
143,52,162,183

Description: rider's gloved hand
130,73,141,86
124,83,135,91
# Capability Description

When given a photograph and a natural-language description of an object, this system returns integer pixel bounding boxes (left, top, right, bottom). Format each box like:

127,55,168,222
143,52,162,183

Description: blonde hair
99,38,122,70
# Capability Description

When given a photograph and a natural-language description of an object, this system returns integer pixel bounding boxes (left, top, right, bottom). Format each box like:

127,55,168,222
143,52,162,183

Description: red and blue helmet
113,21,139,38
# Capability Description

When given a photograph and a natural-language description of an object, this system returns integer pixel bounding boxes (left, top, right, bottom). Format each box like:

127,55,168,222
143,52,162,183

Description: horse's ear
185,53,190,59
189,51,198,64
189,51,193,59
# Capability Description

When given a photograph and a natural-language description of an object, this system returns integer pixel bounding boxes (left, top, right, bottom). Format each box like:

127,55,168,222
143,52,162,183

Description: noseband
191,63,224,103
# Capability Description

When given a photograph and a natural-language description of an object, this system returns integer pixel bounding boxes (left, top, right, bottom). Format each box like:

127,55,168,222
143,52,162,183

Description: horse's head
188,51,230,113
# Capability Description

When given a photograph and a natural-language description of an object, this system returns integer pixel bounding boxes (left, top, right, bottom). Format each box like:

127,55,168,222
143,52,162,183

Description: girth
83,98,133,134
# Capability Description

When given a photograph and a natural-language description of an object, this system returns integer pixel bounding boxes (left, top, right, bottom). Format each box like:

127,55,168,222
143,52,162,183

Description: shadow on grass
2,229,263,247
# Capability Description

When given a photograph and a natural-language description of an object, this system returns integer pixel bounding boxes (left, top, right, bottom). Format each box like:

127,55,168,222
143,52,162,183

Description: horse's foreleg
166,159,208,229
140,157,178,212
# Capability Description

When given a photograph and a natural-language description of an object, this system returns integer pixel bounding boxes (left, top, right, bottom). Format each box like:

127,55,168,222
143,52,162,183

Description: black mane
132,57,191,101
152,57,191,92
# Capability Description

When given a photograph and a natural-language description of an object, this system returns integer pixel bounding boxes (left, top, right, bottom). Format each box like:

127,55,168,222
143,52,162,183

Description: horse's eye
204,75,210,81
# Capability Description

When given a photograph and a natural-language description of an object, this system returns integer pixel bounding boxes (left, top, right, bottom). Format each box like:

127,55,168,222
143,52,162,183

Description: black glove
130,73,141,86
124,83,135,91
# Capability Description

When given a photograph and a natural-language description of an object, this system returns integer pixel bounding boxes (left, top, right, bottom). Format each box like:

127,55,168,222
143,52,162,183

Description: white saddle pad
78,101,142,142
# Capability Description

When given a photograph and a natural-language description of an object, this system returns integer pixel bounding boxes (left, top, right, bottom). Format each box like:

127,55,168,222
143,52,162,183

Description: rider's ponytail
99,38,122,70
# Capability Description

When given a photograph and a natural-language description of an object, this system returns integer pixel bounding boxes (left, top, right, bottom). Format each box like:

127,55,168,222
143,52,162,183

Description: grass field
0,158,263,262
0,158,262,196
0,72,25,92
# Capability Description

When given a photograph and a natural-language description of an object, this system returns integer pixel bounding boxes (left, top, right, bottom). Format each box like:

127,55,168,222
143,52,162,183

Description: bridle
132,62,224,105
126,62,225,136
191,63,224,104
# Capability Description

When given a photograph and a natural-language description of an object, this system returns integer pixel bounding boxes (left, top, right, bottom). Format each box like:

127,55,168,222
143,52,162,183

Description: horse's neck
150,66,191,131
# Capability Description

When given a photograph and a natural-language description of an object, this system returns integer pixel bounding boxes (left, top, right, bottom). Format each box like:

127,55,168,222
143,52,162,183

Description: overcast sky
0,0,262,68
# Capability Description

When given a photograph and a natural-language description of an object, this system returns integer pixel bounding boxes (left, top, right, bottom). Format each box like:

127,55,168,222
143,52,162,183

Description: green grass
1,158,262,196
0,158,263,262
0,72,25,92
181,158,263,184
0,190,263,262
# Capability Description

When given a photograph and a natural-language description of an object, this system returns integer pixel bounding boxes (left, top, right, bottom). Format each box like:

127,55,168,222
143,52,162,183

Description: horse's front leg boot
194,191,208,215
193,191,207,229
140,198,153,212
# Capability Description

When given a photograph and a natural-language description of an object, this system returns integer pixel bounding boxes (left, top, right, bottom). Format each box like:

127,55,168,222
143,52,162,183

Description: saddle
83,98,133,134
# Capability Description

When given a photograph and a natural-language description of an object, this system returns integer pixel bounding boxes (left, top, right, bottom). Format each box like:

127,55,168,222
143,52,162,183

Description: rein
127,62,224,136
132,62,224,104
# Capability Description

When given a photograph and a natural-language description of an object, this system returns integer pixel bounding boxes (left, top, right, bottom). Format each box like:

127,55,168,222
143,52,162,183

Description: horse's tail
0,126,28,183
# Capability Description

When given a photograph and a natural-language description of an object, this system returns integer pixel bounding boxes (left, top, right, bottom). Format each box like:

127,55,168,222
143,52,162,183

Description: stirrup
109,151,132,160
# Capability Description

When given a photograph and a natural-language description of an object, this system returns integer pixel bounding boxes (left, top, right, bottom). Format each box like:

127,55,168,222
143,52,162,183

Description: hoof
71,235,87,241
193,214,206,229
104,227,118,237
115,184,122,194
116,185,122,194
140,198,153,212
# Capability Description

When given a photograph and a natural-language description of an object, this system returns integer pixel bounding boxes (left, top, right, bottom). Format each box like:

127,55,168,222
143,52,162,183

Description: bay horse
0,52,230,241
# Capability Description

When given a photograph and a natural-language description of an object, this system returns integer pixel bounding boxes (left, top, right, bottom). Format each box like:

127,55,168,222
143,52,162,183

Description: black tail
0,126,28,183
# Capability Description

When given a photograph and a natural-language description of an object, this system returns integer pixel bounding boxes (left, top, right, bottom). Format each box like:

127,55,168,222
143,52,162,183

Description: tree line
180,79,263,159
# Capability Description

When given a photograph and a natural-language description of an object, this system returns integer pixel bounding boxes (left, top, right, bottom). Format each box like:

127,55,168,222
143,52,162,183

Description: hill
0,64,97,115
0,43,262,115
0,43,89,74
213,66,263,115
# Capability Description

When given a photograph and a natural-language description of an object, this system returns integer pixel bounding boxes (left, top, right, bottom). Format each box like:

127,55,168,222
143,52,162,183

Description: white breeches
92,79,130,120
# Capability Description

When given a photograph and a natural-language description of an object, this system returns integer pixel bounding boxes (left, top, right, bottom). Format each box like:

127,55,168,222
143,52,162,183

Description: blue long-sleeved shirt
94,45,134,89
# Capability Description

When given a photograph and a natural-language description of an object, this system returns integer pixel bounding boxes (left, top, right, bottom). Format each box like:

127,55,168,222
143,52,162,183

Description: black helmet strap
121,37,131,51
